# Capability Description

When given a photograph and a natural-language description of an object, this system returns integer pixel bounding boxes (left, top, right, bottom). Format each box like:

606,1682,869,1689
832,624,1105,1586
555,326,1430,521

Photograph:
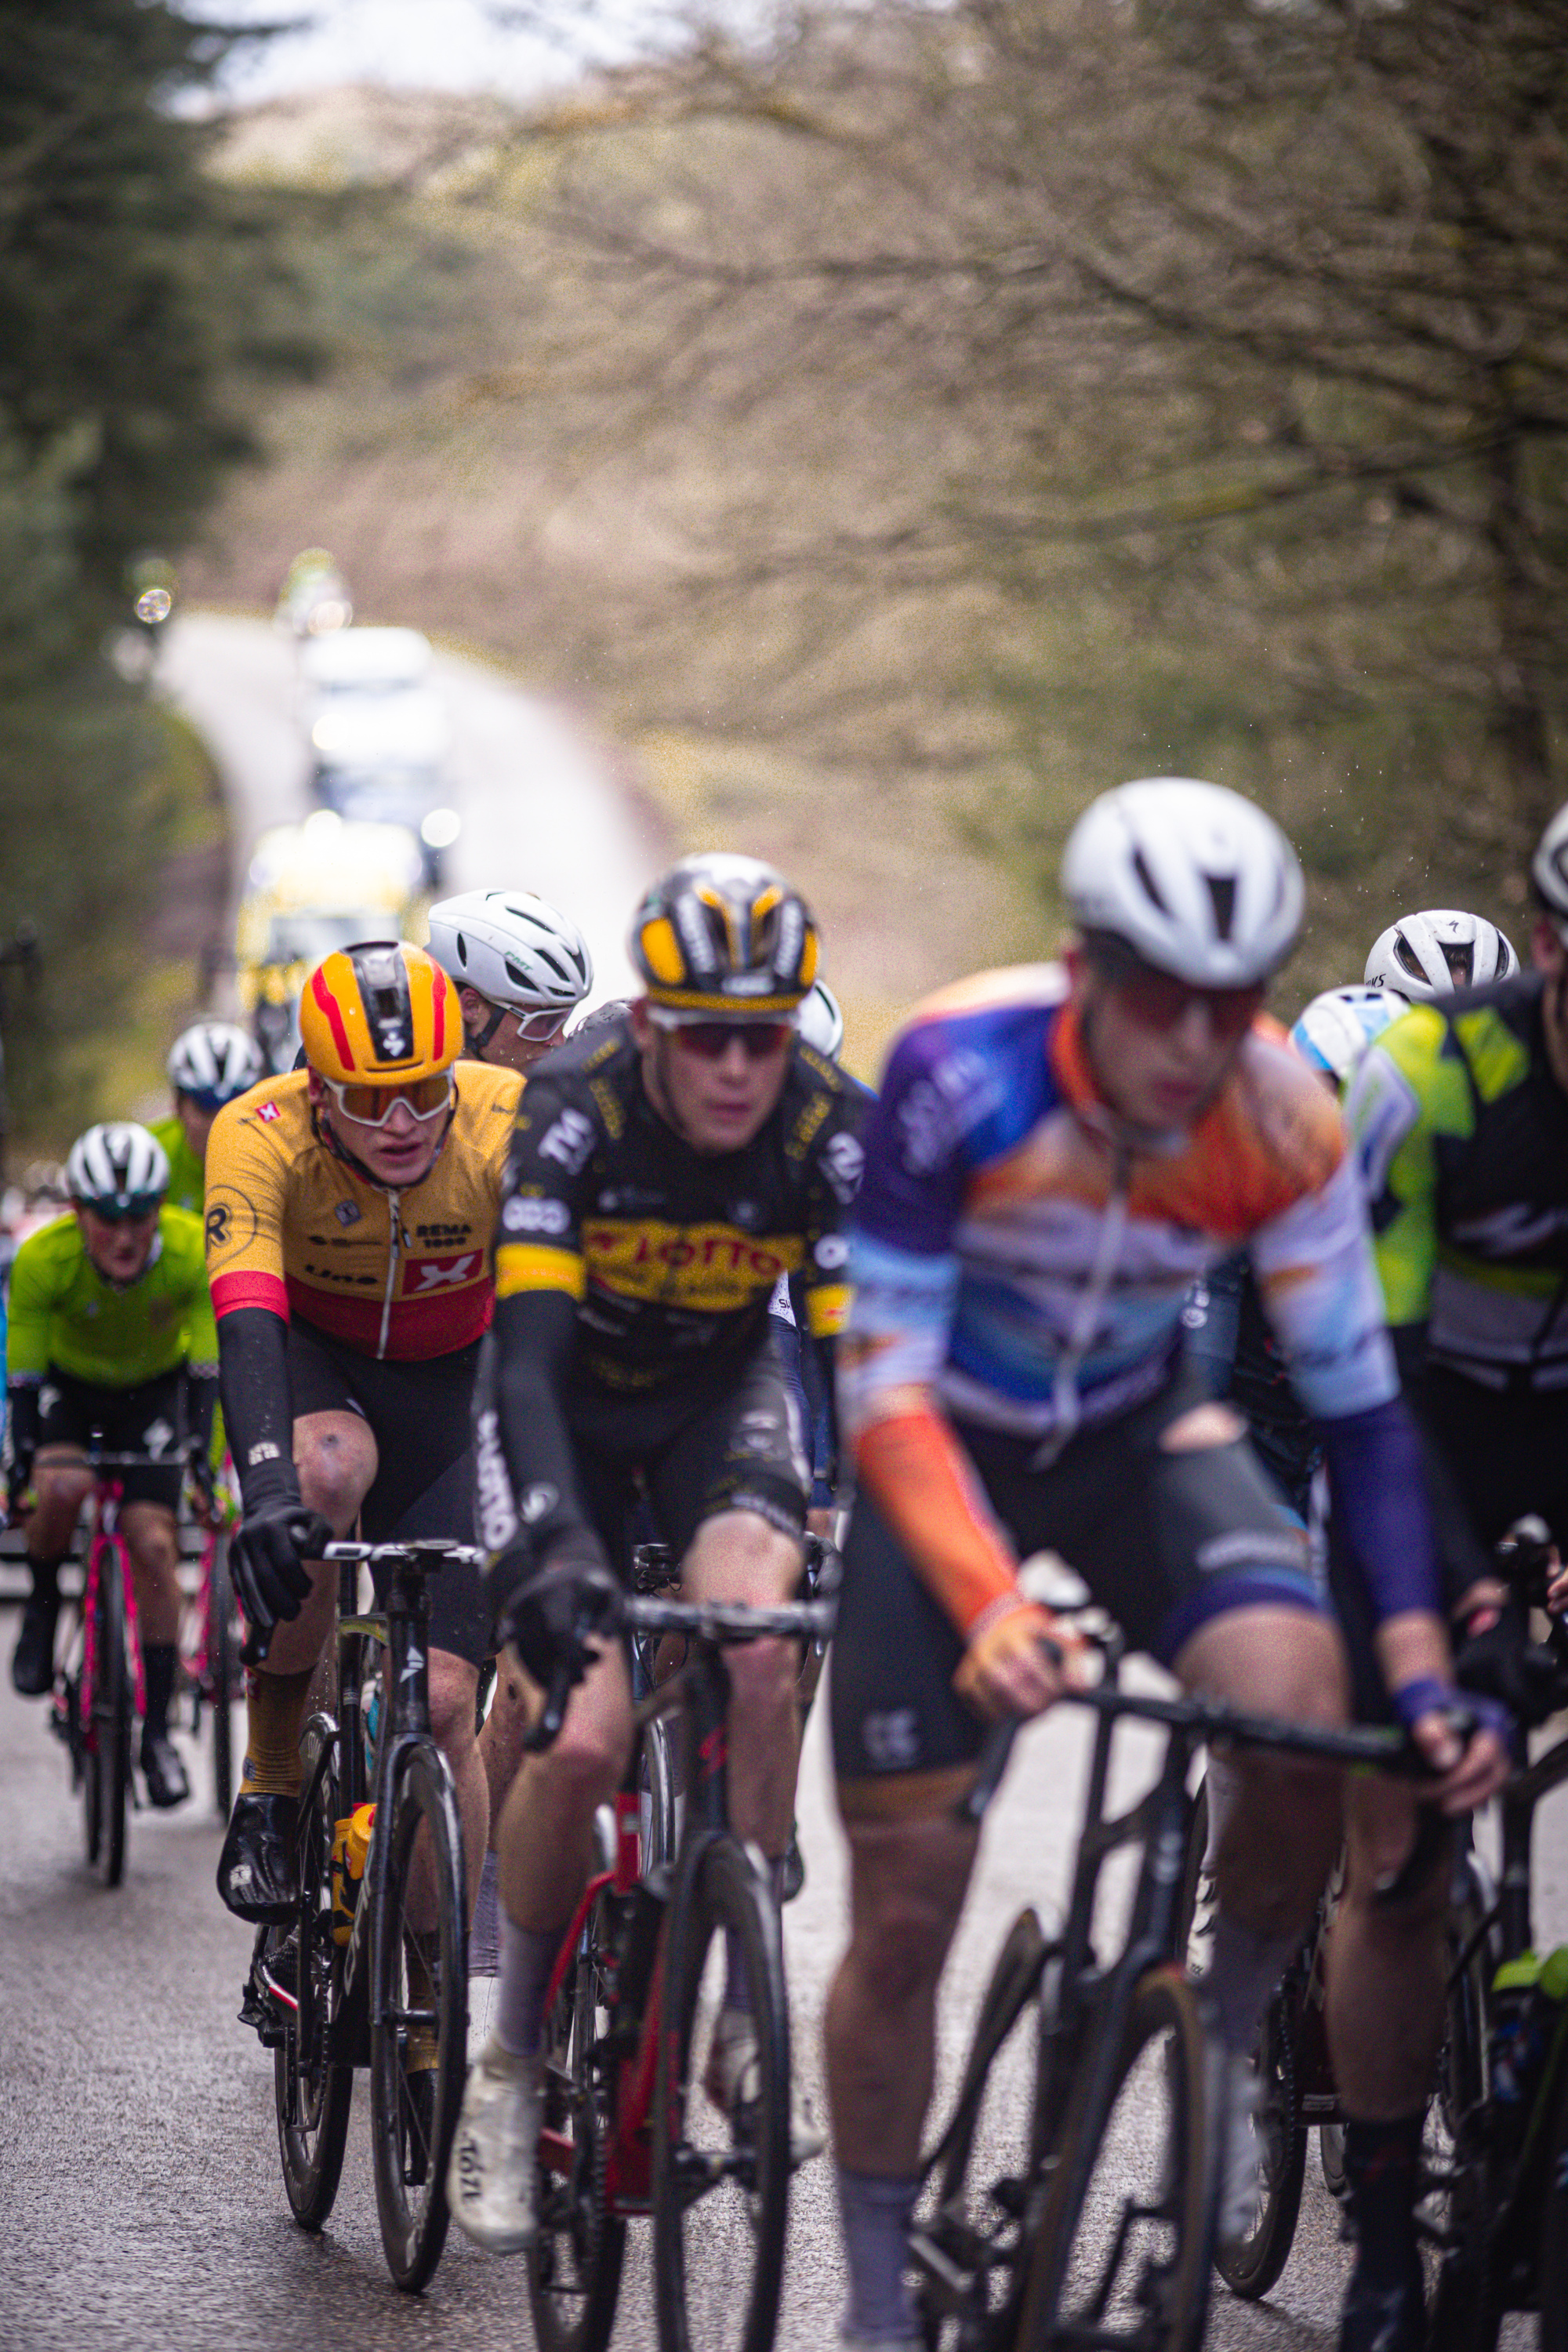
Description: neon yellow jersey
148,1114,205,1218
6,1208,218,1389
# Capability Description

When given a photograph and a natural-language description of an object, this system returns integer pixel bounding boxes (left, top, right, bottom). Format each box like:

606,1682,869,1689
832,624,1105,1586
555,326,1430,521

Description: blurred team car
296,626,459,880
236,813,426,1073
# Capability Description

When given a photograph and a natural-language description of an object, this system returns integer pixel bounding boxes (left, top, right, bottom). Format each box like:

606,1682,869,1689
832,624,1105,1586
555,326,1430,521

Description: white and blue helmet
1290,986,1403,1084
1364,909,1517,1000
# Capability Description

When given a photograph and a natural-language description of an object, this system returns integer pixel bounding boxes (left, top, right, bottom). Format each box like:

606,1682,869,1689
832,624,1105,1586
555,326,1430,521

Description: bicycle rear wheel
1213,1987,1306,2300
370,1742,467,2292
1018,1967,1218,2352
83,1545,132,1888
915,1905,1051,2352
275,1725,354,2229
529,1884,628,2352
1425,1858,1500,2352
1537,2049,1568,2352
654,1835,790,2352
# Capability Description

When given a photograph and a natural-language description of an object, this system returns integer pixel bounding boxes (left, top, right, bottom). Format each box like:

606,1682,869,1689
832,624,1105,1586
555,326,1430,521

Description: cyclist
1326,818,1568,2348
425,889,593,1076
205,939,521,1929
151,1022,266,1214
1364,906,1518,999
822,779,1507,2352
1184,984,1403,1517
5,1123,218,1807
448,851,864,2252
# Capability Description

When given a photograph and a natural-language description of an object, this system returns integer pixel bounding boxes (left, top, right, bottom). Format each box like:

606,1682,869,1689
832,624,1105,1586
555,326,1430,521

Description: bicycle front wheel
529,1882,627,2352
370,1742,468,2292
654,1835,790,2352
1213,1987,1305,2300
1019,1967,1218,2352
83,1545,132,1888
275,1723,354,2228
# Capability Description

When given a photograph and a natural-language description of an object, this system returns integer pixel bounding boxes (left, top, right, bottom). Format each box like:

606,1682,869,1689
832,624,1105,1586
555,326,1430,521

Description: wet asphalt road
3,1621,1555,2352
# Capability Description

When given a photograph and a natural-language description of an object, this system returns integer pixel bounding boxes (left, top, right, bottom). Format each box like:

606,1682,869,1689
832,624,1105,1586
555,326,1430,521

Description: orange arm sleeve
854,1404,1026,1642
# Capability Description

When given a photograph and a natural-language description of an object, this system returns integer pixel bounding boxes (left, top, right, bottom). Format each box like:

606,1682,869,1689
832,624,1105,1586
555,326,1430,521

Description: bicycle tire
370,1741,468,2292
1425,1860,1500,2352
1213,1988,1306,2300
84,1542,132,1888
916,1905,1050,2352
275,1724,354,2229
1537,2045,1568,2352
209,1538,235,1821
1018,1966,1218,2352
653,1834,790,2352
529,1883,628,2352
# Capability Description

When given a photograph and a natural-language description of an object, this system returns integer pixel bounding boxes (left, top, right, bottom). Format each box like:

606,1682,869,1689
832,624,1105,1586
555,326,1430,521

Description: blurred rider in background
151,1022,266,1215
426,891,593,1078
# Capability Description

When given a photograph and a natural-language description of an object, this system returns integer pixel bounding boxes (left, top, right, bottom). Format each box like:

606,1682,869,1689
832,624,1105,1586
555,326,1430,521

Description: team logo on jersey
204,1186,258,1270
257,1101,281,1124
583,1218,804,1311
821,1131,864,1206
335,1200,362,1228
539,1108,596,1174
503,1194,570,1236
405,1250,481,1293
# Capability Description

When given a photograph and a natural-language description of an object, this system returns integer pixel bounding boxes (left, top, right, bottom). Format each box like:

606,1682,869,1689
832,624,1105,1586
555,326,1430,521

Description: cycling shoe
11,1589,60,1697
217,1791,299,1922
141,1732,191,1809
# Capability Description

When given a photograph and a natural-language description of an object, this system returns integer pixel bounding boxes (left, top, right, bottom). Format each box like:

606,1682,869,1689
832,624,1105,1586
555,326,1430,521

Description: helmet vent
1204,873,1236,940
350,942,414,1062
1131,848,1169,916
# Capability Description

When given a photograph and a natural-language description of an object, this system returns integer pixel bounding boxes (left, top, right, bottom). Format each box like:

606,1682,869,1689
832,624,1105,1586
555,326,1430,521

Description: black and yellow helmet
630,853,819,1015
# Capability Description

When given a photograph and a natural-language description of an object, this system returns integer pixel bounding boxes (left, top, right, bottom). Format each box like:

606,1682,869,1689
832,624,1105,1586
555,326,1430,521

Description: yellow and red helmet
299,940,461,1083
630,853,819,1016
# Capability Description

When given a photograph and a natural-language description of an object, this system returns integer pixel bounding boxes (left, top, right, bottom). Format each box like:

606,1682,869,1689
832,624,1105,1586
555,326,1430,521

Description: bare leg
496,1637,633,1931
477,1658,532,1853
122,1501,182,1648
681,1508,804,1860
1327,1777,1446,2118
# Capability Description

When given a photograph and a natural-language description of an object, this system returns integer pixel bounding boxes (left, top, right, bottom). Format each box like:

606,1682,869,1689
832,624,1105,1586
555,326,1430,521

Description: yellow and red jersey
204,1064,522,1359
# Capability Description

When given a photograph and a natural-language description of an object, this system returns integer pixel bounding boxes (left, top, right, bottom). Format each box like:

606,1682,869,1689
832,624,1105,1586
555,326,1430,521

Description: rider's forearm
5,1375,39,1469
1320,1393,1443,1629
854,1402,1024,1640
487,1288,606,1569
216,1305,300,1512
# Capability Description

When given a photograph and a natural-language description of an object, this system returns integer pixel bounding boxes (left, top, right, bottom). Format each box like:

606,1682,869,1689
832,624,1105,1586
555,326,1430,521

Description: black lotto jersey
492,1018,866,1396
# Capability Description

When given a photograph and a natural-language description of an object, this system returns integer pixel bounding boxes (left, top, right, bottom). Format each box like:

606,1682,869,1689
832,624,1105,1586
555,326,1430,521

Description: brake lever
524,1657,575,1754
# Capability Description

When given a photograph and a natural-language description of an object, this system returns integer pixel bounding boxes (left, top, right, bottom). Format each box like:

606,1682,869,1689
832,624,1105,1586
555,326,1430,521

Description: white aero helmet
66,1123,169,1216
1062,778,1304,986
426,890,593,1014
1289,986,1403,1084
1363,909,1518,1000
797,978,844,1059
167,1020,265,1111
1533,803,1568,925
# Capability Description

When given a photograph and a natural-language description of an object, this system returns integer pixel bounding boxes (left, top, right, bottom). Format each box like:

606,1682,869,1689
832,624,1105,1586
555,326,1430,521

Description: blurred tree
0,0,308,1148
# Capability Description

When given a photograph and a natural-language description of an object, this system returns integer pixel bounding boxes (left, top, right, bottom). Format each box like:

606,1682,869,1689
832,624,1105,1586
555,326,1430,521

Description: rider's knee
538,1705,631,1806
293,1417,374,1523
426,1655,479,1758
34,1459,92,1511
723,1632,796,1720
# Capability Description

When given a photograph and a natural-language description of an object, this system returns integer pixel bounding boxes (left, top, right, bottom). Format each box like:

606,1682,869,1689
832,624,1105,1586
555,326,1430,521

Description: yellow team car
236,811,427,1073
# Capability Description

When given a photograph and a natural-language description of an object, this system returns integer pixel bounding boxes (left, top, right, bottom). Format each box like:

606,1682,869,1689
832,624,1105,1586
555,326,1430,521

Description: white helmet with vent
797,979,844,1059
1363,909,1517,1000
65,1123,169,1215
1290,986,1403,1083
1062,778,1304,986
167,1021,264,1110
426,891,593,1012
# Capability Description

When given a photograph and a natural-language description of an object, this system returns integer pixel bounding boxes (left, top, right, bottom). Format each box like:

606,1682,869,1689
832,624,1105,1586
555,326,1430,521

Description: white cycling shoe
446,2037,542,2253
1213,2048,1265,2249
702,2004,825,2165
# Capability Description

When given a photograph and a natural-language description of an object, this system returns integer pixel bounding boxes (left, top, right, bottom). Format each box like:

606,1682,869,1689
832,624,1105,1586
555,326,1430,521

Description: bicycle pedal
238,1976,285,2045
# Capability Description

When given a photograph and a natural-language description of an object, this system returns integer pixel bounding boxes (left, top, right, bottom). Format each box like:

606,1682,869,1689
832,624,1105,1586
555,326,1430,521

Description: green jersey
148,1113,205,1218
6,1208,218,1389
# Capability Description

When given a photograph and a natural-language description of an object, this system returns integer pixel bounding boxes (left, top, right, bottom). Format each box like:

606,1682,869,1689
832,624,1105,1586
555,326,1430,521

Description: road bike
909,1619,1422,2352
243,1537,473,2293
176,1457,243,1819
528,1573,835,2352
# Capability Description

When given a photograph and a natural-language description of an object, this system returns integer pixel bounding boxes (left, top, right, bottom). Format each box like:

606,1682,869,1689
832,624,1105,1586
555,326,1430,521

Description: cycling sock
1207,1911,1299,2056
142,1642,176,1743
1342,2112,1424,2291
26,1550,67,1602
494,1912,563,2059
837,2167,921,2341
240,1664,314,1796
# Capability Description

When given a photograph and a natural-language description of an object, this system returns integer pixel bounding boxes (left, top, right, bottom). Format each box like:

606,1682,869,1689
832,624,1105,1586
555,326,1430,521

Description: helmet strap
467,997,510,1059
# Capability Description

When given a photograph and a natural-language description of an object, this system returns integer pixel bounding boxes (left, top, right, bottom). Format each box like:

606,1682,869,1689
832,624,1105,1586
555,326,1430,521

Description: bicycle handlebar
321,1539,485,1569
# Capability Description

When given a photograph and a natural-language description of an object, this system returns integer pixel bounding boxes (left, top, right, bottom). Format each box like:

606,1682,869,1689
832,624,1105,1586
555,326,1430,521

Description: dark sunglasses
85,1197,162,1225
657,1018,795,1062
1087,946,1264,1043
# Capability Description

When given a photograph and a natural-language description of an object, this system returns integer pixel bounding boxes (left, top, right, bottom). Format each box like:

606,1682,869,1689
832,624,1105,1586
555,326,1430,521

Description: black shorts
565,1339,811,1577
36,1367,187,1509
830,1364,1323,1787
287,1319,490,1668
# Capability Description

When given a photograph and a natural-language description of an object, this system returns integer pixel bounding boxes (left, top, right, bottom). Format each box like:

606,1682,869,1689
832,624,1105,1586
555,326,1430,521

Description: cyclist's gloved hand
492,1540,621,1687
5,1456,34,1523
1454,1592,1559,1729
230,1499,332,1632
1392,1675,1512,1813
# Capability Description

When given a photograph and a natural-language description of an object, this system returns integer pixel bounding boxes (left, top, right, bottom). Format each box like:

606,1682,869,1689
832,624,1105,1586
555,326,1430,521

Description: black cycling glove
491,1540,622,1688
230,1498,332,1633
1454,1592,1559,1731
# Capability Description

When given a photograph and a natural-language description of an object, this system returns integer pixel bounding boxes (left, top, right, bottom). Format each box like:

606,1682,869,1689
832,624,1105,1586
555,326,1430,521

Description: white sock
494,1912,564,2059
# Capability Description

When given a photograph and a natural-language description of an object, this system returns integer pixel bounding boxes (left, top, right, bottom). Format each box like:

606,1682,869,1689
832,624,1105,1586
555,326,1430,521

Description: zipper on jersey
1030,1139,1133,1471
379,1193,401,1359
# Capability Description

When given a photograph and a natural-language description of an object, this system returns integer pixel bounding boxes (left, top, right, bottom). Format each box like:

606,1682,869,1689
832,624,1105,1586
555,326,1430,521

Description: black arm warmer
1320,1392,1443,1629
5,1377,39,1468
489,1287,608,1572
216,1306,301,1515
183,1367,220,1458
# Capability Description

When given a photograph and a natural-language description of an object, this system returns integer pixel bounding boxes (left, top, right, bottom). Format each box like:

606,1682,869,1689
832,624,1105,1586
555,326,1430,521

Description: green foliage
0,1,309,1149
